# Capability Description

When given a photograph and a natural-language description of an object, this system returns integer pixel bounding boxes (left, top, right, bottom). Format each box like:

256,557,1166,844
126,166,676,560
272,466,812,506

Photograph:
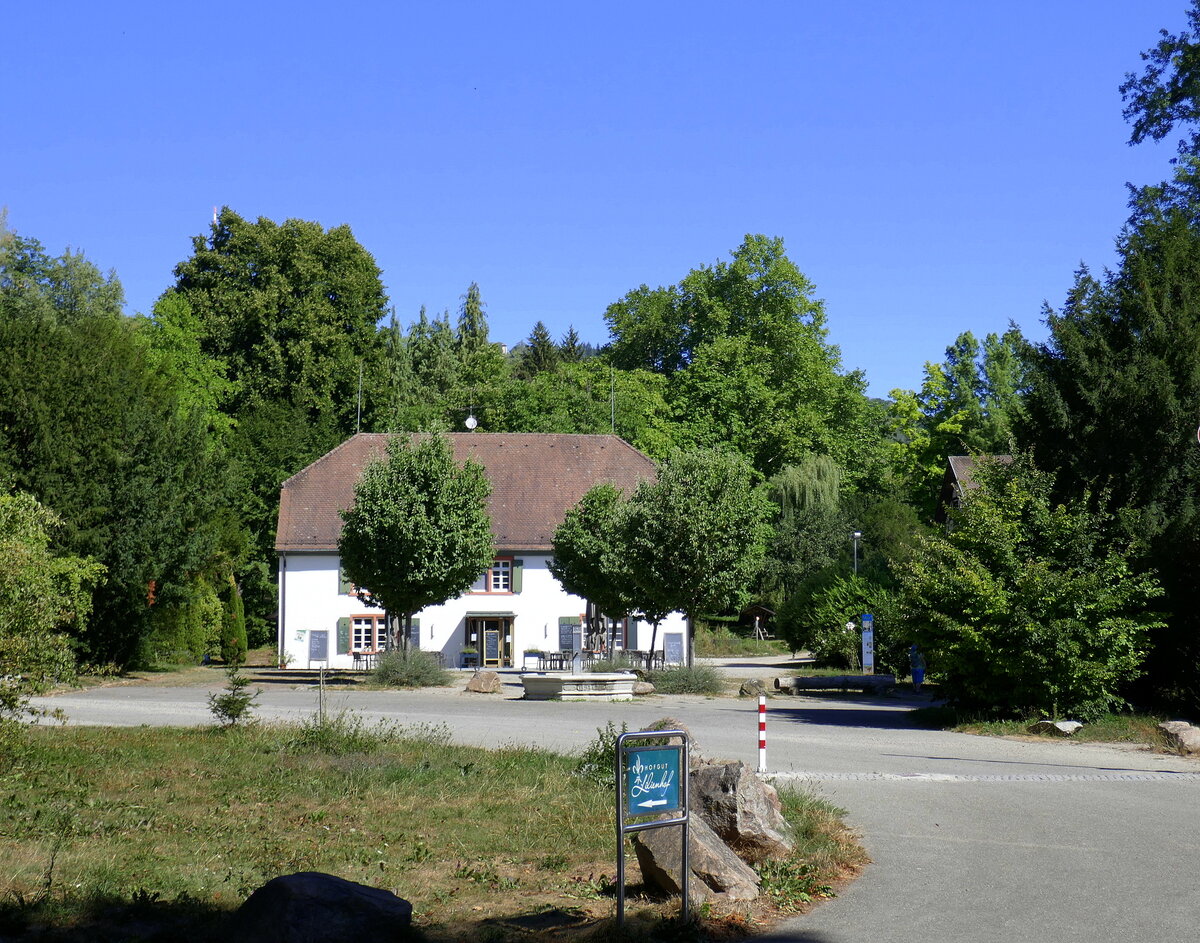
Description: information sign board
623,747,683,817
861,613,874,675
309,630,328,662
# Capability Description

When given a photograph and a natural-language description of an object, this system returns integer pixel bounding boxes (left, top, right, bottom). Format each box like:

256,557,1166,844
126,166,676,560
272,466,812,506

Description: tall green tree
0,234,241,665
517,320,558,378
1121,0,1200,157
888,329,1025,516
338,436,495,649
549,483,664,645
605,235,876,478
621,450,774,663
1020,164,1200,711
165,208,388,425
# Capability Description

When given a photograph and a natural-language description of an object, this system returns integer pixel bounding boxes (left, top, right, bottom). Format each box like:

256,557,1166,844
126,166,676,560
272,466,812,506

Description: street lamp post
852,531,862,576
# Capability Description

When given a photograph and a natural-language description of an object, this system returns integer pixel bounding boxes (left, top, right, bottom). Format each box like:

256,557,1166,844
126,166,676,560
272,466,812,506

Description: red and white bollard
757,693,767,773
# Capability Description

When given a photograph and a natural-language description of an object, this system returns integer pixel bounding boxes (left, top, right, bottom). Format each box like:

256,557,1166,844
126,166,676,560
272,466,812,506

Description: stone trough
520,671,637,701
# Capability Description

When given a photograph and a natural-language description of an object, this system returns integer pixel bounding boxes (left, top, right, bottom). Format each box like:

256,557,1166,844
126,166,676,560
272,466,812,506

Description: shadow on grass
0,891,232,943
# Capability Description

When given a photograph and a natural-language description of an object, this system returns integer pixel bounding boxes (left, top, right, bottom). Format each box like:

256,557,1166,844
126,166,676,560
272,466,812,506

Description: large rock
689,760,794,863
465,670,502,694
227,871,413,943
1027,720,1084,737
631,813,760,902
739,679,768,698
633,680,656,696
1159,720,1200,755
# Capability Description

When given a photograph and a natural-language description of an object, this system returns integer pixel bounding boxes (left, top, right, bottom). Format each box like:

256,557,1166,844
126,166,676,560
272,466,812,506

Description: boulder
227,871,413,943
739,679,768,698
633,680,656,696
1027,720,1084,737
465,670,502,694
689,760,794,863
1159,720,1200,755
631,813,759,903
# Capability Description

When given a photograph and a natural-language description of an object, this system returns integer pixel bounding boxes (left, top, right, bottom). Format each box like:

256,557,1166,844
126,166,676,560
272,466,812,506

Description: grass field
0,718,864,942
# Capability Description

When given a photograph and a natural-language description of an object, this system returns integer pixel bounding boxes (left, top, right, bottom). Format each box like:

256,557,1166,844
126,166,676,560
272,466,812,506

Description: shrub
372,648,451,688
898,454,1162,719
646,664,724,695
573,720,627,786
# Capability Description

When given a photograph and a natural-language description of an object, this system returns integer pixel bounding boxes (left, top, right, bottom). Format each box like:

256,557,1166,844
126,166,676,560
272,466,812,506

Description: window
352,615,386,652
470,558,513,593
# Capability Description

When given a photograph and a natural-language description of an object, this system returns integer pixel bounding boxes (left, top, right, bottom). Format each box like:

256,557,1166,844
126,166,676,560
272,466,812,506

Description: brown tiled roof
935,454,1014,522
275,433,657,553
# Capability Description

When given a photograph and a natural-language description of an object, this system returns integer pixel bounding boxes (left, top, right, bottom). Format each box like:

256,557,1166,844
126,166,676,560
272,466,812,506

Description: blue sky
3,1,1188,396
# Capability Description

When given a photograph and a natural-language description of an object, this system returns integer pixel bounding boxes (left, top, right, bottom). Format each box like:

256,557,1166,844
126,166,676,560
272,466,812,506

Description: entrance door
470,616,513,667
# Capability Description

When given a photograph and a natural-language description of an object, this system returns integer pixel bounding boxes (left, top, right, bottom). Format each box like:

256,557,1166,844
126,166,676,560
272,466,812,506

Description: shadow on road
766,699,922,731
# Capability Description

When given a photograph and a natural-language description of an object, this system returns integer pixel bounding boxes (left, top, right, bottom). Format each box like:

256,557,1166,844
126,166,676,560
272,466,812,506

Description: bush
372,648,451,688
898,454,1162,719
646,664,725,695
573,720,627,786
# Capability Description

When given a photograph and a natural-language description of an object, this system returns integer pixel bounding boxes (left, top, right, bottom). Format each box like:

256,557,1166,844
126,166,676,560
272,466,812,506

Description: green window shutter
511,559,524,593
338,564,353,596
337,617,350,654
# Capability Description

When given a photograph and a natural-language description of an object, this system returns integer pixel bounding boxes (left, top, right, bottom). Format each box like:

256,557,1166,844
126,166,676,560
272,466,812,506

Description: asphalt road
32,671,1200,943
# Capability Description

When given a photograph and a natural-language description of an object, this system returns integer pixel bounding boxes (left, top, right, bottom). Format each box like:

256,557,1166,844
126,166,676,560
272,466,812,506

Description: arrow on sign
637,799,668,808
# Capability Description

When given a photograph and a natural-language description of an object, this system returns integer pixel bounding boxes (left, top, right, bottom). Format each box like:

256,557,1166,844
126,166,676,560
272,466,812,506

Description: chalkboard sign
484,630,500,663
664,632,683,665
309,630,329,662
558,617,581,652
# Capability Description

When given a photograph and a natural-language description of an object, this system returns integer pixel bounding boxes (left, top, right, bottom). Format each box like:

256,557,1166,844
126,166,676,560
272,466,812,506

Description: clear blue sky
4,1,1188,396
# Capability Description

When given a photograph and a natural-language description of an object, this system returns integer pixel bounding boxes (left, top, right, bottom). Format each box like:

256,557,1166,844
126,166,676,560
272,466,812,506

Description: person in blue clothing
909,644,926,693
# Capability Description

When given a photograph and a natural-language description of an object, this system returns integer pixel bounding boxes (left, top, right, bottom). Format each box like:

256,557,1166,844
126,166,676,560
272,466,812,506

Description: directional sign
624,746,682,817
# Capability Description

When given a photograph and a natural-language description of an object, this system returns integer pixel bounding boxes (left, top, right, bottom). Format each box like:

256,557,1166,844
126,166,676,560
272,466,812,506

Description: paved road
33,674,1200,942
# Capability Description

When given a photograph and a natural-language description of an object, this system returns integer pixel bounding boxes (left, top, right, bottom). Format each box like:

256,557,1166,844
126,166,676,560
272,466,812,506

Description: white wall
278,552,685,670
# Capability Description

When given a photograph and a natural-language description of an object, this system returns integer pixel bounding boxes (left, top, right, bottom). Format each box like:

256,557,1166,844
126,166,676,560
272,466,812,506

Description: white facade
277,550,686,670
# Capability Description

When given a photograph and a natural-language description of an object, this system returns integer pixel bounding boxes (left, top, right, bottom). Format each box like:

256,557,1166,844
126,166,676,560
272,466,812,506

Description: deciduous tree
338,436,495,648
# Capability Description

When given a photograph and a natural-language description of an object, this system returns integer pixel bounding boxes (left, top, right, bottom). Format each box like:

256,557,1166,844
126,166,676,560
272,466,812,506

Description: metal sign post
616,729,690,928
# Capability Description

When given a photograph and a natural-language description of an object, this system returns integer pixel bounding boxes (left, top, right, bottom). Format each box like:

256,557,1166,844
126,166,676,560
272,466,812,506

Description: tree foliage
0,490,104,728
604,235,877,478
166,207,388,424
620,450,774,661
897,455,1161,719
549,483,640,623
0,234,242,665
338,436,495,646
1121,1,1200,156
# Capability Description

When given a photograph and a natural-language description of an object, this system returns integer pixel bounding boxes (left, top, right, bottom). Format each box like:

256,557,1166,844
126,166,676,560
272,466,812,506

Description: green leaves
898,455,1162,719
338,435,494,634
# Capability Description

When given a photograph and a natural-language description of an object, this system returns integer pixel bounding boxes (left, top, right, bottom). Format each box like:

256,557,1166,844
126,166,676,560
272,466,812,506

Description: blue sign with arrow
624,746,683,817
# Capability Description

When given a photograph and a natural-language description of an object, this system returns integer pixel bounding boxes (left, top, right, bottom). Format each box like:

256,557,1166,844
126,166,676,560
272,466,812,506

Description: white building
275,432,686,669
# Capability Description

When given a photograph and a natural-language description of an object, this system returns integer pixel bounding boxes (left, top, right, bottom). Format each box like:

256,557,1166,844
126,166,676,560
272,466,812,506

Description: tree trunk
686,613,694,667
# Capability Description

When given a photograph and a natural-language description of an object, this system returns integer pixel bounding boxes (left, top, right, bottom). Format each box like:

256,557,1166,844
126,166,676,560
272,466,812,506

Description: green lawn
1,718,863,941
